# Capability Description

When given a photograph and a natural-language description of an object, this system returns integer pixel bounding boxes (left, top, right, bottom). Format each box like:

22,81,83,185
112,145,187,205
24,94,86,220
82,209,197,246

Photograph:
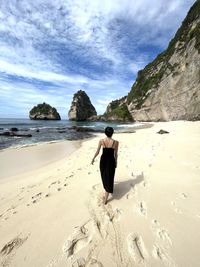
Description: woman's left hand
91,159,95,165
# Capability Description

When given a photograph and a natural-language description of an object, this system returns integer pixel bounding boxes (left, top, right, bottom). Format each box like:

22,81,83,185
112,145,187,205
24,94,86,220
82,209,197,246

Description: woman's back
101,138,116,148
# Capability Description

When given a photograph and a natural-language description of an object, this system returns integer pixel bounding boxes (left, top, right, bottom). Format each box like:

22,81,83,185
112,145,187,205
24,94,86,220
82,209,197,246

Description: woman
91,127,119,204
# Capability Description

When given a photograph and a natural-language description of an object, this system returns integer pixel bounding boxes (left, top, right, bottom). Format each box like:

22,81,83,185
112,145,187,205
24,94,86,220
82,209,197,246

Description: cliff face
105,0,200,121
68,90,97,121
102,97,133,121
29,103,61,120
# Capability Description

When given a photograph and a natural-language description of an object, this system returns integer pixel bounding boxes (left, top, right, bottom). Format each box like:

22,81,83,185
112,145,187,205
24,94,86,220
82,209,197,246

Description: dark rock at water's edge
104,1,200,121
0,131,32,137
10,127,19,131
68,90,97,121
57,126,104,133
70,126,104,133
29,102,61,120
157,129,169,134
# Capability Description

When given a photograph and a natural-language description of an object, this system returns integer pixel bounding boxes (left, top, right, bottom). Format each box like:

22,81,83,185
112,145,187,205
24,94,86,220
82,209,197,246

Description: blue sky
0,0,196,118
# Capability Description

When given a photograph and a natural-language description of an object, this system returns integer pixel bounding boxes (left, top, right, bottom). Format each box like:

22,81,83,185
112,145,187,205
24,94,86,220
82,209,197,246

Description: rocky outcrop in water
0,131,32,137
29,103,61,120
68,90,97,121
104,1,200,121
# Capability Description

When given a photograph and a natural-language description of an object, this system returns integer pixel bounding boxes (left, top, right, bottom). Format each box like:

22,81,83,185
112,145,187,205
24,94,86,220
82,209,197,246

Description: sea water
0,118,143,149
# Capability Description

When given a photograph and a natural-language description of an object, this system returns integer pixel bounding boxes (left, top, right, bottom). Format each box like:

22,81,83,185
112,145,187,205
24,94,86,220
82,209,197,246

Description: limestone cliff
29,103,61,120
68,90,97,121
102,97,133,121
105,0,200,121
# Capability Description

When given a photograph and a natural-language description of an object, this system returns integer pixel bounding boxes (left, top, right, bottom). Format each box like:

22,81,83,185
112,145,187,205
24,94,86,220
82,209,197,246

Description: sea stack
29,102,61,120
68,90,97,121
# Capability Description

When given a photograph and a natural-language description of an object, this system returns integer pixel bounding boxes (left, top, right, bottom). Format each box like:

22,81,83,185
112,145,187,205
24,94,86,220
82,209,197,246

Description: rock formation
29,103,61,120
101,97,133,121
104,1,200,121
68,90,97,121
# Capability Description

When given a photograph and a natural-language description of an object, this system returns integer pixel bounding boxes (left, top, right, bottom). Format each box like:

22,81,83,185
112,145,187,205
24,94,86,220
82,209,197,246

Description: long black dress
100,140,116,193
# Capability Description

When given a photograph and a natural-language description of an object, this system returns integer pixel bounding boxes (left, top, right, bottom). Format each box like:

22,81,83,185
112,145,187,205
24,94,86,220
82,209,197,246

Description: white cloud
0,0,196,118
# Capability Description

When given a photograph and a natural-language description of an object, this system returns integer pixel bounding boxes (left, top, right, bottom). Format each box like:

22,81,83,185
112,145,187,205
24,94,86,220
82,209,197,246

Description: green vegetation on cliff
104,98,133,121
127,0,200,108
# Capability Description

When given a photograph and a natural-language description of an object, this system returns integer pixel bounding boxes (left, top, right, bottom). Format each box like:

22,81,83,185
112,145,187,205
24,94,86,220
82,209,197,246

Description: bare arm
91,140,102,164
114,141,119,167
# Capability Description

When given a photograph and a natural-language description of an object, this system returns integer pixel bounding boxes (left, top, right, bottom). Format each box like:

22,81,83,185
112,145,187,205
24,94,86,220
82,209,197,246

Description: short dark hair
105,127,114,137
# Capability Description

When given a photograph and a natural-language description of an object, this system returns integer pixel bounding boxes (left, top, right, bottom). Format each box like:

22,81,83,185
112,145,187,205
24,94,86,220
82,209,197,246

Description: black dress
100,140,116,193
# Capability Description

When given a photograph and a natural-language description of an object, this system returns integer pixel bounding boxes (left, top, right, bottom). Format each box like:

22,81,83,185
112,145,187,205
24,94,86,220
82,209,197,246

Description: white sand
0,121,200,267
0,140,80,180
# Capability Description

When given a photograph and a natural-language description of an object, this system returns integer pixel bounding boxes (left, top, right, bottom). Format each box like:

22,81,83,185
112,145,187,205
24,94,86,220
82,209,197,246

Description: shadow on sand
108,173,144,203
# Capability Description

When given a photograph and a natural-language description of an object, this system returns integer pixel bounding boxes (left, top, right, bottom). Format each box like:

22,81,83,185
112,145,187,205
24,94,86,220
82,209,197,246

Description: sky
0,0,196,119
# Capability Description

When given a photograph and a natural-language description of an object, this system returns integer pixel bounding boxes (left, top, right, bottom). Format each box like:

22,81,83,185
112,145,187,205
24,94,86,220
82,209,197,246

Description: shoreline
0,123,153,180
0,139,81,180
0,120,151,151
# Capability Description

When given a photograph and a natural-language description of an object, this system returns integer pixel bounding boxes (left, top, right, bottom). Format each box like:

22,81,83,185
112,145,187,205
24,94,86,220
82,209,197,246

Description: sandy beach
0,121,200,267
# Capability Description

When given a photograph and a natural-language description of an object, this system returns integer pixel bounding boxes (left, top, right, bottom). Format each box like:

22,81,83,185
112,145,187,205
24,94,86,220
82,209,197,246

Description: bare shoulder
114,139,119,147
99,139,104,145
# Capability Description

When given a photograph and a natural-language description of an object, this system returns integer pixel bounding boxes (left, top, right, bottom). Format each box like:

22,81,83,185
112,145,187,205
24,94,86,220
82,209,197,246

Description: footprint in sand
152,244,175,266
157,229,172,245
26,192,43,205
31,192,42,203
170,201,183,214
127,233,148,264
126,193,134,199
137,202,147,216
151,219,172,246
0,235,28,255
72,257,104,267
114,208,123,221
63,220,95,258
32,192,42,199
126,181,139,199
65,174,74,180
142,180,150,188
0,206,17,220
92,184,101,191
0,233,29,267
152,245,167,261
181,193,187,199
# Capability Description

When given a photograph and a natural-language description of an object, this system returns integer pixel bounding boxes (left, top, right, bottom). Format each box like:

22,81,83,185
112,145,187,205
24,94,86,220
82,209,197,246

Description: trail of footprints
61,192,128,267
0,159,94,223
58,178,175,267
0,173,76,222
170,192,188,215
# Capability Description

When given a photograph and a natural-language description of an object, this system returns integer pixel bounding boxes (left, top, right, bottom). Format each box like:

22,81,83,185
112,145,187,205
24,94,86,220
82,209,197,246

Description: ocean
0,118,143,150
